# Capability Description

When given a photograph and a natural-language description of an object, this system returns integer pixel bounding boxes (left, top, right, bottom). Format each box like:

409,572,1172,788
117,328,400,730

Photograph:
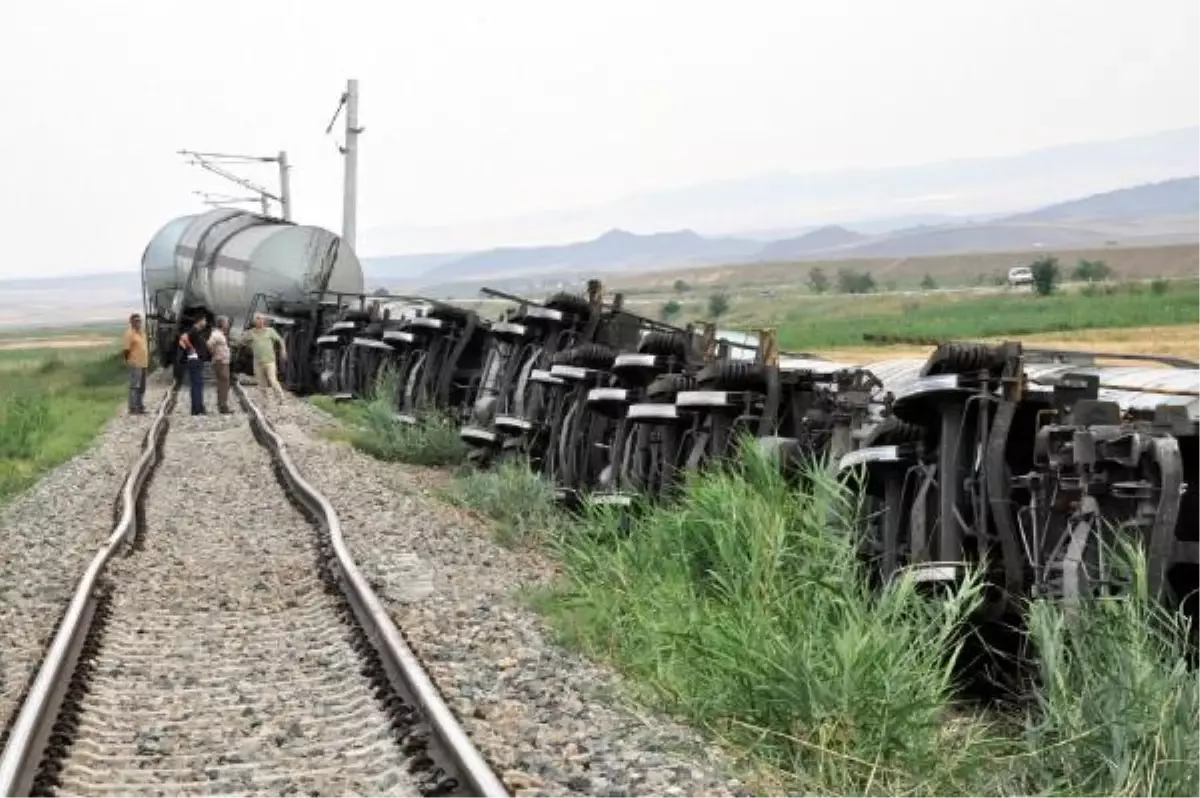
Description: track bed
33,394,420,797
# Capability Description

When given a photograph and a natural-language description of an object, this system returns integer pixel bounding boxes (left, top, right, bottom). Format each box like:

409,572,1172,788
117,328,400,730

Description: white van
1007,266,1034,287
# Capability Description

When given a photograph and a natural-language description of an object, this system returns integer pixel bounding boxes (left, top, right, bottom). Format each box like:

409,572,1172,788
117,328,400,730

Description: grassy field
309,396,1198,796
0,342,129,504
768,278,1198,351
0,321,124,342
608,242,1199,294
612,277,1200,356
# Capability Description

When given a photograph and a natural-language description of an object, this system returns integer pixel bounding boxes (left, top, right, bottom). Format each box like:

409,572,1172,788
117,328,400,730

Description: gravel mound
1,373,172,743
266,397,747,798
53,388,419,797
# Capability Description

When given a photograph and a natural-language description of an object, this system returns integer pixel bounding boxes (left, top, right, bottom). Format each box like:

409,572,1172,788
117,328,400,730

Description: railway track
0,382,508,798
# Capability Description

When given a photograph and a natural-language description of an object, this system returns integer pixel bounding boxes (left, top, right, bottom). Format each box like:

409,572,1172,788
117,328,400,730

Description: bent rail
234,382,509,798
0,386,179,797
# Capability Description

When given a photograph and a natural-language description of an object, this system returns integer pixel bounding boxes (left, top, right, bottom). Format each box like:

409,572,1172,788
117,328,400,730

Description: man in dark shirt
178,316,210,415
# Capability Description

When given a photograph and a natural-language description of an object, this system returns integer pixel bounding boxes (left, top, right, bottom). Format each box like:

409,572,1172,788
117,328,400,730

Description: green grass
729,279,1200,350
308,369,467,467
0,347,130,504
296,336,1198,794
453,458,560,546
450,444,1198,796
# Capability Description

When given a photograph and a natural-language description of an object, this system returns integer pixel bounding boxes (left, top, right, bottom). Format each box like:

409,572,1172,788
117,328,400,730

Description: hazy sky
0,0,1196,278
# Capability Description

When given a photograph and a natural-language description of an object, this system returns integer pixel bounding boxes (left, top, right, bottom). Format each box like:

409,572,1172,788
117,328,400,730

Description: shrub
673,279,691,294
920,273,938,290
352,399,465,466
37,355,66,375
836,267,876,294
456,458,559,546
1029,257,1061,296
807,267,830,294
1150,277,1171,295
307,364,464,466
1072,258,1112,283
708,291,731,319
661,299,682,322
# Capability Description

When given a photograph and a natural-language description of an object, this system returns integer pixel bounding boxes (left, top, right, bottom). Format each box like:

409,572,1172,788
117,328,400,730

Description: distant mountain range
3,128,1197,329
365,175,1199,291
360,125,1198,256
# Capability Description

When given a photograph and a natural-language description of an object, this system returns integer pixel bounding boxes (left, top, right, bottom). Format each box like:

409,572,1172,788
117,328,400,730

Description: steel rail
233,382,510,798
0,385,179,797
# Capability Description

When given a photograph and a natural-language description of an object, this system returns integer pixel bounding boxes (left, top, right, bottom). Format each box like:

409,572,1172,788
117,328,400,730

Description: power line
179,149,292,220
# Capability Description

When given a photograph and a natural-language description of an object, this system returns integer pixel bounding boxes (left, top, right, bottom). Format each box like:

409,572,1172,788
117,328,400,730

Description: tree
372,286,390,296
707,291,730,319
661,299,682,322
1029,256,1061,296
1072,258,1112,283
836,267,876,295
920,273,938,290
673,279,690,294
807,267,830,294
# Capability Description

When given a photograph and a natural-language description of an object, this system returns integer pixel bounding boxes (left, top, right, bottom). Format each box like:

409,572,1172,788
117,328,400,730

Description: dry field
0,335,113,352
813,325,1199,366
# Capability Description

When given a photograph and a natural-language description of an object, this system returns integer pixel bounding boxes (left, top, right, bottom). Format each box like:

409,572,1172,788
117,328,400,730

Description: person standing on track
178,316,210,416
245,314,287,405
121,312,148,415
208,315,233,415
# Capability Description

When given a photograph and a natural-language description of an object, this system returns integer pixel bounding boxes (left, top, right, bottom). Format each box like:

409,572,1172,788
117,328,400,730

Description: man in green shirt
244,314,288,405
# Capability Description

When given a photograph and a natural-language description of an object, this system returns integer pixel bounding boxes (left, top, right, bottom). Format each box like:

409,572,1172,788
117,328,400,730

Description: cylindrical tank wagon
140,208,364,367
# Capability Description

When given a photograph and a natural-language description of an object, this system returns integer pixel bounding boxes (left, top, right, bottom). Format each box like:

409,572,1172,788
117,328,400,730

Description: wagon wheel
557,400,582,489
538,384,572,481
338,347,355,394
1041,496,1129,616
402,351,427,414
513,344,544,420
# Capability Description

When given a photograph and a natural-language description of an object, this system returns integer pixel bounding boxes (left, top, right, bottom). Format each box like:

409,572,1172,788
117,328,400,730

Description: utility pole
325,78,363,248
277,151,292,221
179,150,291,219
342,79,361,250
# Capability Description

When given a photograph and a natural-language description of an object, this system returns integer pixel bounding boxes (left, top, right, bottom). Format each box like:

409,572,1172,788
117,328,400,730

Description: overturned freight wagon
306,279,1200,635
140,208,364,370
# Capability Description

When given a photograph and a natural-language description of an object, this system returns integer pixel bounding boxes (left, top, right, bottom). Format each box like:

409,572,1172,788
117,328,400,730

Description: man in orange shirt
121,312,149,415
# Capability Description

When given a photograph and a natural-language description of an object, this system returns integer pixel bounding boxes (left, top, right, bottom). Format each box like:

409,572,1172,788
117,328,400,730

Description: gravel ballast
50,387,420,797
1,374,171,744
266,397,747,798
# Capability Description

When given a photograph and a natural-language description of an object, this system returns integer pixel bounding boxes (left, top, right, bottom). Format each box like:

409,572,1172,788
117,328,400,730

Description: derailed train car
290,281,1197,627
835,347,1197,621
140,208,364,372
